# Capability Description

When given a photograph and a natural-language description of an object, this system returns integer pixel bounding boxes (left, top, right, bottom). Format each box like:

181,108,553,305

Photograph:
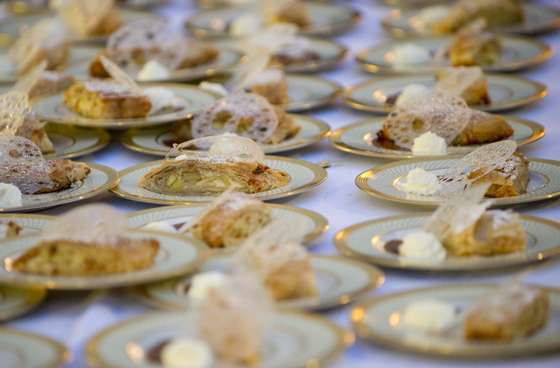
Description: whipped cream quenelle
161,338,214,368
411,132,447,156
399,168,442,195
230,14,262,36
395,84,430,107
198,82,229,97
402,299,458,334
137,60,171,81
188,272,227,305
142,221,178,233
143,87,186,115
399,230,446,261
391,44,431,68
0,183,23,208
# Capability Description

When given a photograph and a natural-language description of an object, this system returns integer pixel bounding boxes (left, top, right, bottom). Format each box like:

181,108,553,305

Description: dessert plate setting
329,117,544,160
356,36,553,74
0,230,205,289
86,310,351,367
0,327,68,367
382,3,560,38
132,254,384,311
112,157,328,205
282,74,341,112
280,38,348,73
355,156,560,207
186,2,361,38
43,124,111,159
31,84,218,129
120,114,330,156
351,284,560,358
343,74,547,114
335,213,560,271
0,163,118,213
126,203,329,245
0,284,46,321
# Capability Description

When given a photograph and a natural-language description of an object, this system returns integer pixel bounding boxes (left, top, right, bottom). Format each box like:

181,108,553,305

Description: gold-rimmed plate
0,327,68,367
0,285,46,321
0,9,160,45
356,36,553,74
0,213,54,235
133,255,384,311
126,203,328,245
0,163,118,213
0,230,205,289
382,4,560,38
343,74,547,114
330,117,544,160
32,84,217,129
355,157,560,208
335,213,560,271
120,114,330,156
280,38,348,73
186,3,361,38
44,124,111,159
352,284,560,358
60,46,243,83
112,157,327,205
283,74,341,112
86,310,352,367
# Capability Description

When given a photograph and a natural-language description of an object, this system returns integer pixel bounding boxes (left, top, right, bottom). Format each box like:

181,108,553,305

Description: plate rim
354,156,560,208
131,254,385,312
281,38,349,73
119,113,331,156
126,202,329,244
111,156,328,205
355,36,554,74
85,309,353,368
0,162,119,213
351,283,560,358
0,229,207,290
284,74,342,112
329,117,545,159
185,4,362,38
381,4,560,38
44,124,112,159
334,212,560,271
342,73,548,114
0,284,46,321
0,326,68,367
31,83,217,129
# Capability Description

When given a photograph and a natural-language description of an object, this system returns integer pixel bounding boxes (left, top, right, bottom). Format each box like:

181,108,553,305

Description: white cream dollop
391,43,431,68
399,168,441,195
252,68,284,85
188,272,227,305
230,14,262,36
411,132,447,156
0,183,22,208
143,87,186,115
415,6,450,28
142,221,177,233
199,82,229,97
399,230,446,260
395,84,431,107
137,60,171,81
161,338,214,368
402,299,457,334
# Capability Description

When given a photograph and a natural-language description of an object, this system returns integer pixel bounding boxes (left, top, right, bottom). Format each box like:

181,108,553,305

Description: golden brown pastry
189,193,272,248
248,69,289,106
432,0,524,35
63,80,152,119
11,205,159,276
27,72,75,100
468,152,529,198
274,1,311,29
434,67,491,105
464,283,548,341
448,21,502,67
58,0,123,38
442,210,526,256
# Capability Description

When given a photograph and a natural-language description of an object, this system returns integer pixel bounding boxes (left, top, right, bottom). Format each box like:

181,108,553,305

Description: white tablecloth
7,0,560,366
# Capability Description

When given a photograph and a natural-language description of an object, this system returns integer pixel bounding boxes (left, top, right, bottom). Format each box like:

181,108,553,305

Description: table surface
6,0,560,367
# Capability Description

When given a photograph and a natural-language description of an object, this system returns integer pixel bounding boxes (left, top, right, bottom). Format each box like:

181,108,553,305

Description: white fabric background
6,0,560,366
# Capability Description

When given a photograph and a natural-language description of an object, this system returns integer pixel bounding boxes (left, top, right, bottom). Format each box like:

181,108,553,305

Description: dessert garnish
411,132,447,156
389,43,431,68
57,0,123,38
402,299,460,334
